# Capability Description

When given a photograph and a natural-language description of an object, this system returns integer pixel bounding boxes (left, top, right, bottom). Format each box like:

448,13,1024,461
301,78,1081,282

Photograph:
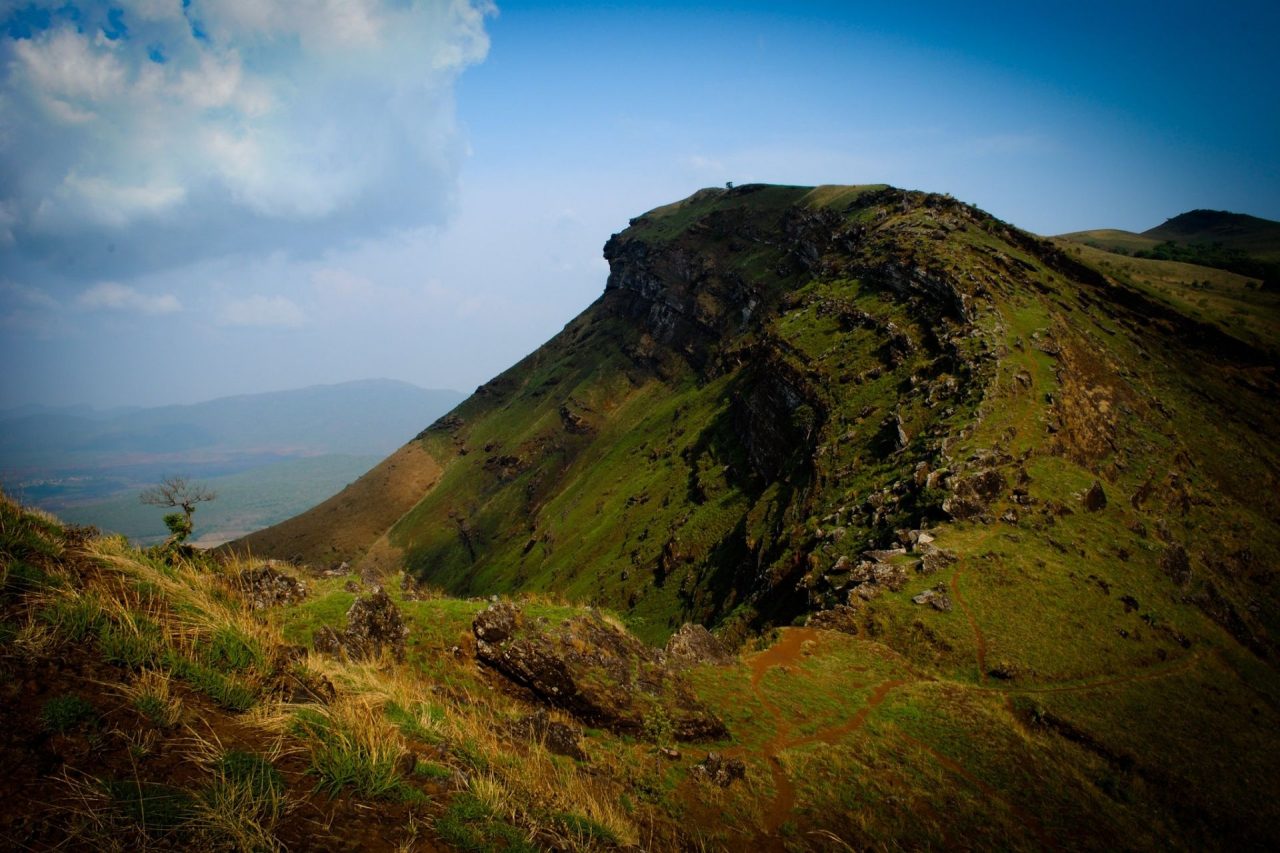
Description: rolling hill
6,183,1279,849
1058,208,1280,286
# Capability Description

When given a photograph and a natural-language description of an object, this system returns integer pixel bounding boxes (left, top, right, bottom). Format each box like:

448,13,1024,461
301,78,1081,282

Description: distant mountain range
0,379,463,543
1057,209,1280,286
0,379,464,471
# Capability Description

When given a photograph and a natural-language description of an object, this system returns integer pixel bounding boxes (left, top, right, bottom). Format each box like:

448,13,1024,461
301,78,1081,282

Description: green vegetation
40,693,99,734
2,186,1278,849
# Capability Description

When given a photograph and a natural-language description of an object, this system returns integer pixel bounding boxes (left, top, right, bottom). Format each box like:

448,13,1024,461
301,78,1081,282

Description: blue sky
2,0,1277,408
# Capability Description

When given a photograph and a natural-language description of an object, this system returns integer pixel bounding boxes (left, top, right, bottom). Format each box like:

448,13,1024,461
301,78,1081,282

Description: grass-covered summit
5,180,1280,848
236,183,1278,646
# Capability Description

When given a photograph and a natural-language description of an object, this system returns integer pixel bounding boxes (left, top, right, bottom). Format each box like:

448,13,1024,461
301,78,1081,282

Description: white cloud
77,282,182,315
1,0,494,280
59,172,187,227
311,267,375,299
11,26,127,107
218,294,306,328
1,280,60,311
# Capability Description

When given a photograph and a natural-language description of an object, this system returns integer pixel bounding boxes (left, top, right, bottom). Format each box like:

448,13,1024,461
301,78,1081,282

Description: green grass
163,651,260,711
436,793,537,853
40,693,99,734
102,779,195,836
290,707,404,799
39,594,104,641
97,613,165,669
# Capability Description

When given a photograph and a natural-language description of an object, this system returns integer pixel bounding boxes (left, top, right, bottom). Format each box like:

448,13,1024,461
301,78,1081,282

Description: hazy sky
2,0,1277,408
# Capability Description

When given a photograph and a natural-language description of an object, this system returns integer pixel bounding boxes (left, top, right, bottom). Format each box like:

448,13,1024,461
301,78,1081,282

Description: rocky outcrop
943,469,1007,520
1082,481,1108,512
508,709,589,762
663,623,734,667
473,602,727,741
690,752,746,787
313,589,409,661
234,565,308,610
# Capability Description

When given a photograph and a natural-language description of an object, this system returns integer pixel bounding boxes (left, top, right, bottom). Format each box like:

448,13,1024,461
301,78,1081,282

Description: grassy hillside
1058,209,1280,286
6,488,1280,849
210,184,1280,846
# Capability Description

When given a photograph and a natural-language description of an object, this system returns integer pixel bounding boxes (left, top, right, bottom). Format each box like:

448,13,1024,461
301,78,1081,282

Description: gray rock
912,586,953,612
235,565,308,610
472,602,727,741
691,752,746,787
664,623,734,667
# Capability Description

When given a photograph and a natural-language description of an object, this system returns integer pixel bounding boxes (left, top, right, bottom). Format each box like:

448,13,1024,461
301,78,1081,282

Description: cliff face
235,184,1280,660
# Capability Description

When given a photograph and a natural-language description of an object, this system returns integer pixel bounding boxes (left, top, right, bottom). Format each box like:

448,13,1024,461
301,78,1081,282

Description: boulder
807,604,861,634
235,565,308,610
312,590,409,661
509,709,589,762
345,589,409,660
664,623,734,667
918,548,958,575
912,586,953,612
1082,480,1108,512
690,752,746,787
472,602,727,741
943,468,1006,520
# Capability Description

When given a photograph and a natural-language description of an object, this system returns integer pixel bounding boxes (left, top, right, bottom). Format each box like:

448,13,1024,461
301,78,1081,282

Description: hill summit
9,183,1280,849
237,182,1277,647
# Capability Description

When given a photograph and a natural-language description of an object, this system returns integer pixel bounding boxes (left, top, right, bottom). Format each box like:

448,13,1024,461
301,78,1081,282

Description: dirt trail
745,627,904,839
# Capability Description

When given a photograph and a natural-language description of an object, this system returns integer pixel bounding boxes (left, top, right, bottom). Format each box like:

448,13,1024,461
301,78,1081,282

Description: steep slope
16,178,1280,847
237,184,1278,655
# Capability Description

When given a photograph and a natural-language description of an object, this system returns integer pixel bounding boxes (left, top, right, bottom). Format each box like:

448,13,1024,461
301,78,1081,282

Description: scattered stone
343,580,361,593
1160,544,1192,587
472,602,726,741
690,752,746,787
912,586,953,612
313,590,409,661
1000,508,1019,525
659,746,681,761
918,549,958,576
1082,480,1108,512
943,468,1006,520
509,709,589,762
807,604,861,634
234,565,308,610
664,623,734,667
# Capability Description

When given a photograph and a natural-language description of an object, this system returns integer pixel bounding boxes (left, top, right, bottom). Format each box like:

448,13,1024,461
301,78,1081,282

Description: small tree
140,475,216,545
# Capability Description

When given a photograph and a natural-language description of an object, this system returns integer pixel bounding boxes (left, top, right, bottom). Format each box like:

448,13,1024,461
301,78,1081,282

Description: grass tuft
41,693,99,734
